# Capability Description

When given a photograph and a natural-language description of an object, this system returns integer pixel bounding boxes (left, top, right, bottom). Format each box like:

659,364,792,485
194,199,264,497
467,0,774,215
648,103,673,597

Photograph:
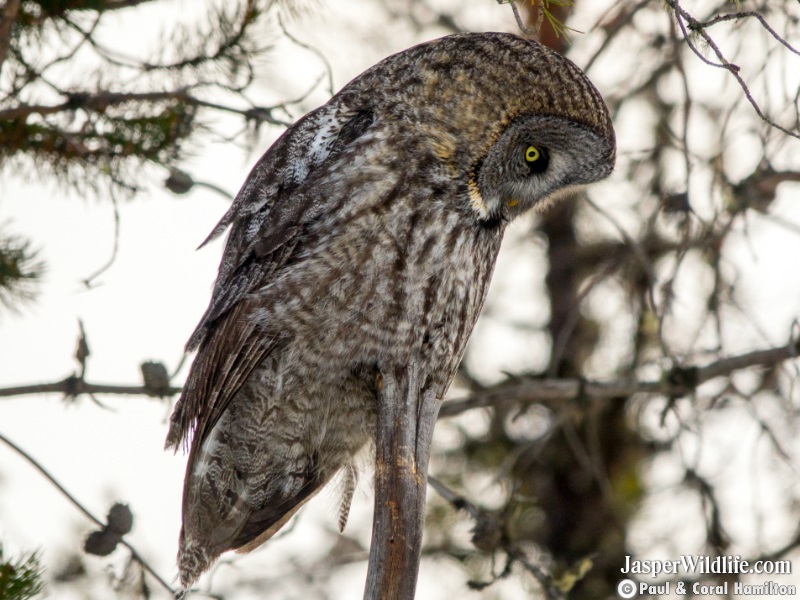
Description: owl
166,32,615,587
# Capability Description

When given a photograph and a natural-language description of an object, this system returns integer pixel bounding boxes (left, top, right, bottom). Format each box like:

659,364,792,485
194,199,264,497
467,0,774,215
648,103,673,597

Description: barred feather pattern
338,464,358,533
167,32,615,588
177,170,504,583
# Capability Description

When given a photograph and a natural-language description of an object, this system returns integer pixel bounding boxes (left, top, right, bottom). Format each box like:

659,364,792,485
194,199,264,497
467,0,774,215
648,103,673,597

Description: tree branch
697,11,800,57
0,89,291,126
0,431,177,597
440,340,800,418
3,341,798,412
101,0,162,11
364,363,441,600
0,375,180,399
664,0,800,140
429,476,566,599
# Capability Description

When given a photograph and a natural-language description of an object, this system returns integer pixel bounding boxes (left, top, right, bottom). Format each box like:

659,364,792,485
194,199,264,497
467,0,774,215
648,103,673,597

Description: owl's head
372,32,615,226
346,32,615,225
472,112,615,224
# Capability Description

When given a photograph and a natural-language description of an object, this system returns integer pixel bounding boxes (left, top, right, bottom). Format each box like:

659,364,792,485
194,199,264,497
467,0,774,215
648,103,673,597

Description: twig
0,89,291,127
509,548,566,600
0,377,181,398
664,0,800,140
697,11,800,58
584,0,651,72
440,339,800,418
278,15,335,97
429,475,565,599
0,431,178,597
584,197,659,325
427,476,480,519
508,1,540,38
101,0,160,9
82,188,121,288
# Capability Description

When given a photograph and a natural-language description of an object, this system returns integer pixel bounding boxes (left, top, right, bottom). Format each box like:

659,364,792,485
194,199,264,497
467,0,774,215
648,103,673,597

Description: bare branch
0,431,178,597
584,0,651,72
4,339,798,421
427,476,480,520
698,11,800,58
509,549,567,600
507,1,540,38
364,363,441,600
664,0,800,140
0,376,180,399
0,89,290,126
98,0,161,10
440,340,800,418
81,190,121,288
429,475,566,599
279,15,335,98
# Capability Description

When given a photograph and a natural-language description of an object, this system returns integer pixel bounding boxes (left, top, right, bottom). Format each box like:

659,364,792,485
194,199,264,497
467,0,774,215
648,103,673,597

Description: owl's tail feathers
338,464,358,533
177,537,215,590
164,401,190,453
177,476,328,588
232,477,326,553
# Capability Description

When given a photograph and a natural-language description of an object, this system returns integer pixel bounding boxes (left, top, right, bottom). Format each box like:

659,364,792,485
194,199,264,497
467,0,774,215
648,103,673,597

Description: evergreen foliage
0,544,45,600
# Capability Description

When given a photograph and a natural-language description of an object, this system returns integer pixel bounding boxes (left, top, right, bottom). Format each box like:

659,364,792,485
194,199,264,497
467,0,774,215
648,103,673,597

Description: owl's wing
191,102,375,350
165,102,375,452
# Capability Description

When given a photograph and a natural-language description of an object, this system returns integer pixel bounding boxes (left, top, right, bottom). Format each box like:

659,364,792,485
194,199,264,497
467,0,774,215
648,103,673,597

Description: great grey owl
165,31,616,587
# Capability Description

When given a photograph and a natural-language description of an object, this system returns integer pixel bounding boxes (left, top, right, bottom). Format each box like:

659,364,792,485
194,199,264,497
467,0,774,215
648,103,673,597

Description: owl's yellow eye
525,146,541,162
523,144,550,175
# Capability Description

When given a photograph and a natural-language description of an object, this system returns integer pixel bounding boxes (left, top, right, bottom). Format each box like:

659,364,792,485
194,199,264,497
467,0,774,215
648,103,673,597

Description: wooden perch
364,362,441,600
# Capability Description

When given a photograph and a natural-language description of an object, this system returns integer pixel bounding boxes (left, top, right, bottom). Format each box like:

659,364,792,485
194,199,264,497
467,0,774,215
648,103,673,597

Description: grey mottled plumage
166,32,615,587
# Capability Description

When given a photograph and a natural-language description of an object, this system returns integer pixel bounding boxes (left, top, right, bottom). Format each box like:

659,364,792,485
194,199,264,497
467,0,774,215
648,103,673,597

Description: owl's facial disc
473,115,615,225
